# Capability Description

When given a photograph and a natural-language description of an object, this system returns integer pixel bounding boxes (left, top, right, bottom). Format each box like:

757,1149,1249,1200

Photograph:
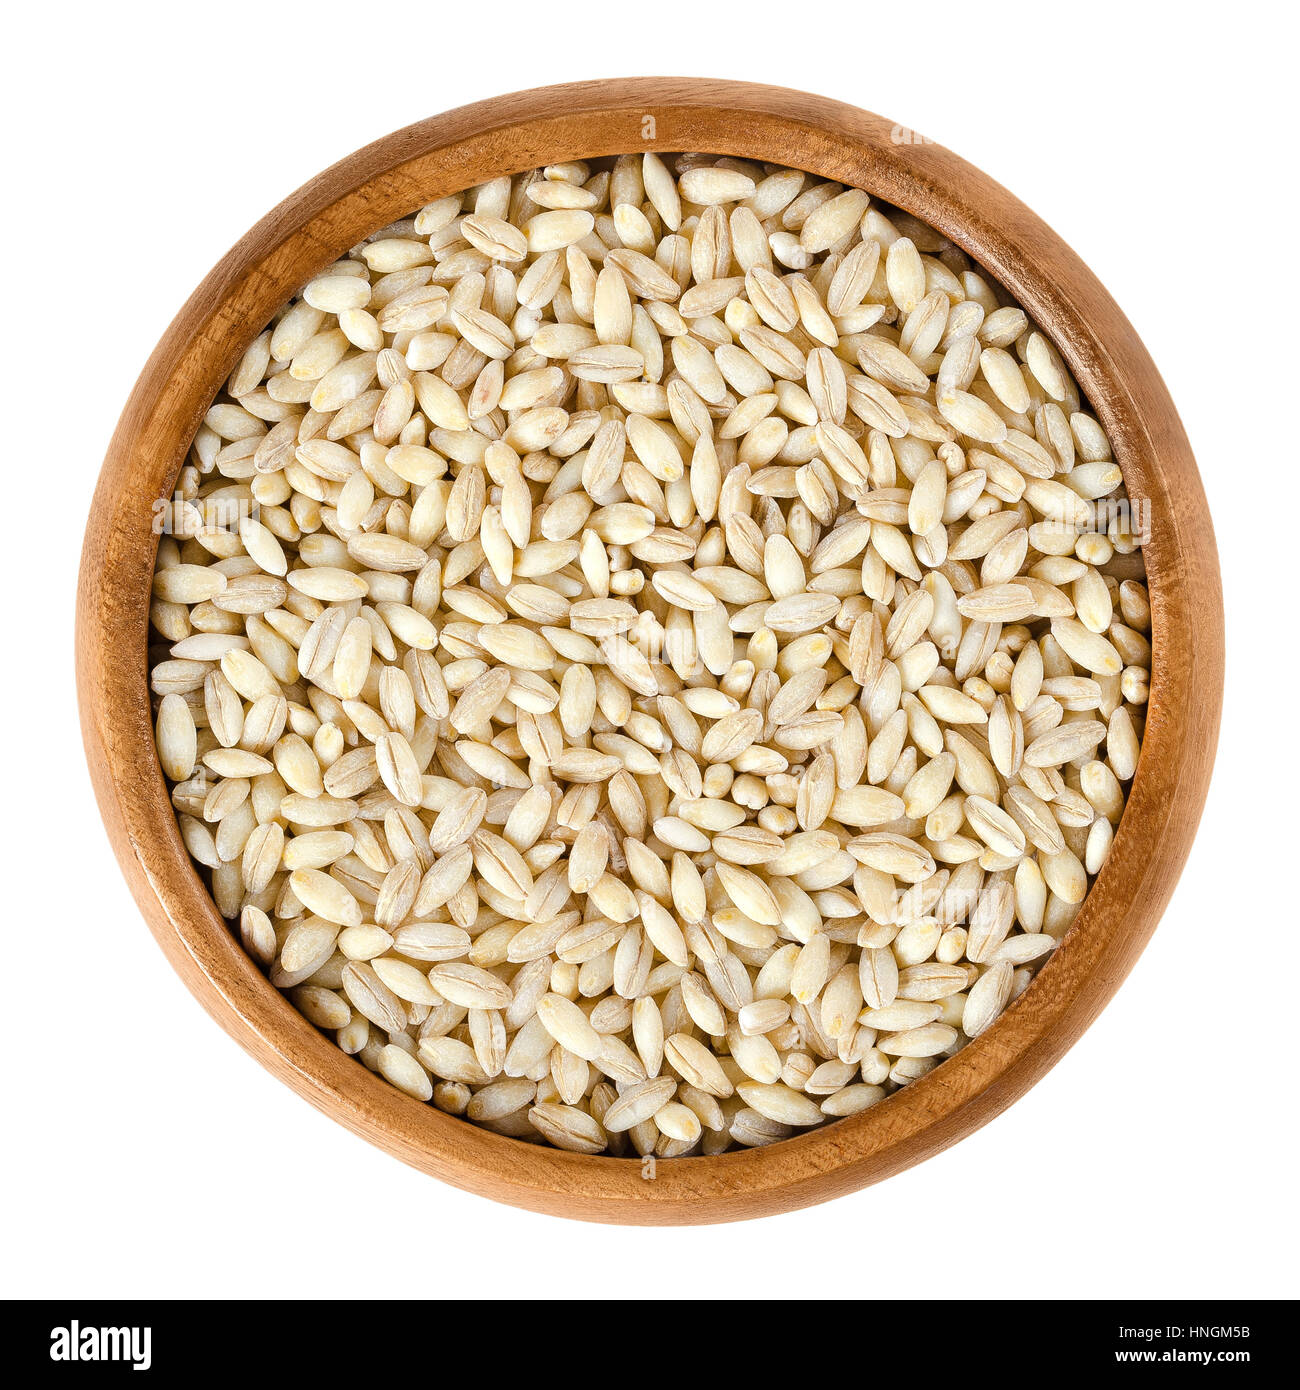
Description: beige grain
155,151,1148,1155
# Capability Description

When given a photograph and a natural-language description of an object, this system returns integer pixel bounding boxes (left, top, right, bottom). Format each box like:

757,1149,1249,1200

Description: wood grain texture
76,78,1224,1224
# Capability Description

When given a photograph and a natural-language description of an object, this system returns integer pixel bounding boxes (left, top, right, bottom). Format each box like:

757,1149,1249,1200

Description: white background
3,0,1293,1302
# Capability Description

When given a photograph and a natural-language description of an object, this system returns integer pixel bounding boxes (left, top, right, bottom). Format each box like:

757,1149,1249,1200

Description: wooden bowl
77,78,1223,1223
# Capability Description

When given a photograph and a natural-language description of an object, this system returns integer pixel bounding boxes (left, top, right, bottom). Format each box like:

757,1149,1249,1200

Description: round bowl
77,78,1224,1223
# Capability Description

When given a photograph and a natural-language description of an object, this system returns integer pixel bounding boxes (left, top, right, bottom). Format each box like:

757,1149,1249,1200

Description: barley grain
156,152,1148,1155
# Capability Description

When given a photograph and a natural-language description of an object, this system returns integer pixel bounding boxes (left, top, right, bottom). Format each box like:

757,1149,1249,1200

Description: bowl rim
76,77,1223,1224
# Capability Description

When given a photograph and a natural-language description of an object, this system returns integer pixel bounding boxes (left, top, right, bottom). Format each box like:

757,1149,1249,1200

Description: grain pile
150,153,1151,1155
